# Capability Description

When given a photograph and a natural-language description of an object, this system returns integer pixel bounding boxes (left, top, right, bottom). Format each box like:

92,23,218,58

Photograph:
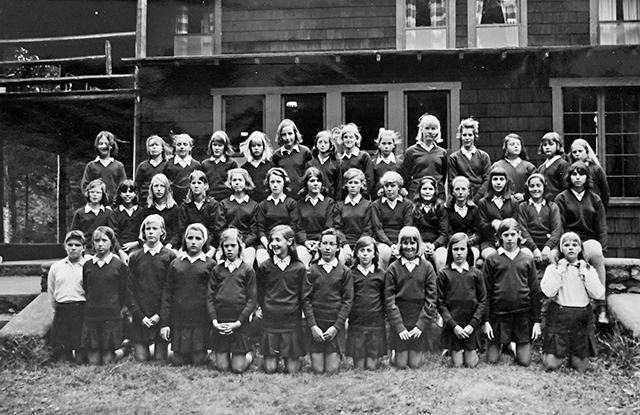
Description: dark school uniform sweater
437,267,487,330
517,200,562,251
257,258,307,332
108,206,145,246
201,157,238,201
160,256,216,328
384,258,437,332
83,257,128,322
135,159,167,202
371,198,414,246
372,158,400,200
491,159,537,196
482,250,541,321
272,145,313,199
349,267,386,331
255,197,298,241
302,262,354,330
214,197,258,247
241,160,274,203
588,163,610,209
70,206,112,245
81,159,127,202
142,205,180,248
341,151,374,199
297,197,338,245
400,143,448,199
126,247,177,322
177,198,219,247
412,201,449,248
207,262,257,325
335,197,372,246
476,196,520,246
164,158,202,205
448,149,492,203
445,202,481,246
536,157,569,201
554,190,608,250
305,157,342,200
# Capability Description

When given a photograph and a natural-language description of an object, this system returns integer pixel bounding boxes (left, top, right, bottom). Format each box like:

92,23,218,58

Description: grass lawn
2,348,640,415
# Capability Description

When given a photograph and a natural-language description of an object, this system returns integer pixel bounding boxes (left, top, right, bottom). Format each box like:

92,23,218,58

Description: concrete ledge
0,293,53,345
0,260,57,277
609,293,640,338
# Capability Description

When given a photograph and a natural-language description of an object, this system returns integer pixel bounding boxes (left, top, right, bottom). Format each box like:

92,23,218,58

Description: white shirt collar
318,154,330,165
65,256,87,267
282,144,300,155
460,146,477,159
149,158,163,167
345,194,362,206
318,257,338,272
267,193,287,205
154,202,167,211
92,253,114,267
417,141,435,152
96,156,114,167
305,193,325,206
249,159,265,168
506,157,521,168
225,258,243,273
194,199,205,210
210,155,227,163
85,204,105,215
451,261,470,273
454,204,468,217
544,155,561,168
143,243,163,256
498,247,520,260
571,189,585,201
119,205,138,216
274,255,291,270
180,251,207,263
342,147,360,159
401,257,420,271
230,194,250,204
382,196,402,209
376,153,396,164
529,199,546,213
173,155,192,167
492,196,504,209
357,264,375,275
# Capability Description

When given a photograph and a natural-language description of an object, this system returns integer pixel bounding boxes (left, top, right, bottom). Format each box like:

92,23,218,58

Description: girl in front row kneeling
208,228,257,373
256,225,307,374
384,226,437,369
483,218,541,366
303,228,354,374
160,223,216,366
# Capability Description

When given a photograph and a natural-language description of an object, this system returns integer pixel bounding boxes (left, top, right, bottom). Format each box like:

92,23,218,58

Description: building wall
528,0,591,46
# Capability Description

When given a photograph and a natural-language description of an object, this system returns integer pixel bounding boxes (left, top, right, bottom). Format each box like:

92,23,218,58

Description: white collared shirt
345,194,362,206
376,153,396,165
357,264,375,276
194,199,205,210
382,196,402,210
492,196,504,209
96,156,114,167
210,155,226,164
225,258,242,273
422,204,432,215
544,155,561,169
180,251,207,263
92,253,114,268
249,159,264,168
149,158,163,168
305,193,324,206
119,205,138,217
498,247,520,260
401,257,420,272
173,155,193,168
571,189,585,201
451,261,470,273
85,204,105,215
342,147,360,159
318,154,330,165
230,194,249,204
454,204,468,218
282,144,300,155
143,243,163,256
460,146,477,160
506,157,522,168
318,258,338,273
529,198,546,213
274,255,291,271
417,141,435,152
154,202,167,211
267,194,287,205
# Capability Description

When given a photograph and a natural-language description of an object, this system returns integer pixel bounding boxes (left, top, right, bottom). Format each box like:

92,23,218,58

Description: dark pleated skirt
487,311,533,345
171,325,211,354
305,321,345,354
389,325,428,352
81,319,123,351
543,302,597,359
346,328,387,360
440,326,482,352
211,325,252,354
261,329,305,358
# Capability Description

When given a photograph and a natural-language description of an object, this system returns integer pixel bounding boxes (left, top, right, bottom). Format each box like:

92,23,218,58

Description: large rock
0,293,53,345
609,293,640,338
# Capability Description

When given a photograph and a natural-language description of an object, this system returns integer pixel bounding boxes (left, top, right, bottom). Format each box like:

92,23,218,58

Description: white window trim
212,82,461,153
550,77,640,204
395,0,457,49
467,0,528,48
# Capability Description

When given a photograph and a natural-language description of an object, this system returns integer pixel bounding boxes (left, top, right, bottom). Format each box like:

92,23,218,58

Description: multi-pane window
599,0,640,45
470,0,523,48
174,1,216,56
562,87,640,198
405,0,451,49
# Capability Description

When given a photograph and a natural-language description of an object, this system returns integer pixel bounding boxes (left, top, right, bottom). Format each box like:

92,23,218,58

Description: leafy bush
0,336,52,370
597,321,640,375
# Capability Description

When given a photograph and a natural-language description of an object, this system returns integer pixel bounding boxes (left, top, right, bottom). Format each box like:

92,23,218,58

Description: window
468,0,526,48
174,1,218,56
598,0,640,45
343,93,387,152
402,0,455,49
282,94,325,149
552,79,640,199
223,95,264,151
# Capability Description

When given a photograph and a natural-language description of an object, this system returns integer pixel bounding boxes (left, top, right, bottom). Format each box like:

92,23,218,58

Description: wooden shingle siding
221,0,396,53
528,0,590,46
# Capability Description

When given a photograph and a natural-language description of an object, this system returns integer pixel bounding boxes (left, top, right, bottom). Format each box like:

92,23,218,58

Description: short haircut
64,230,85,245
501,133,529,160
84,178,109,205
565,160,593,190
538,131,564,156
181,223,210,253
352,236,379,271
138,214,166,242
340,123,362,147
224,168,256,191
456,117,479,141
319,228,343,258
343,168,367,193
92,226,117,252
397,226,424,258
114,179,138,206
264,167,291,189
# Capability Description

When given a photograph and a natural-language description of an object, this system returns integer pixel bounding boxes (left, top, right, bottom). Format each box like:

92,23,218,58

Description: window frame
550,77,640,205
466,0,528,48
173,0,221,56
590,0,640,45
396,0,457,50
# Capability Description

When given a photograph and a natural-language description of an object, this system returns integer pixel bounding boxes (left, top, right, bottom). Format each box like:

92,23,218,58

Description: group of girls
57,113,610,373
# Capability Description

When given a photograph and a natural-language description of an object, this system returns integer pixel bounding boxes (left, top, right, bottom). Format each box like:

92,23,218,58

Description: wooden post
105,40,112,75
136,0,147,59
0,133,4,242
56,155,69,243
